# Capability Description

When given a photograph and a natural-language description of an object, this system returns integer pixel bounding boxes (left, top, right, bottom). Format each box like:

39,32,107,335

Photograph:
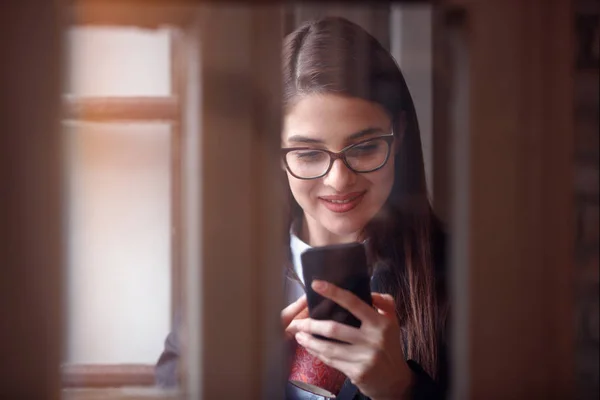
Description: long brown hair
282,17,445,379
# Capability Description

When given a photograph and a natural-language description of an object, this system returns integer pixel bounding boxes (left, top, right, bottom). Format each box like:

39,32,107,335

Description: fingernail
312,280,327,291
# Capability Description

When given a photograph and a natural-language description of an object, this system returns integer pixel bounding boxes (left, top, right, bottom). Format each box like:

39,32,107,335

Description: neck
300,214,360,247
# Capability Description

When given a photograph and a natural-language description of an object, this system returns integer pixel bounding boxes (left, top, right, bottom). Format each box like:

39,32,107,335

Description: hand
281,294,309,341
288,280,415,400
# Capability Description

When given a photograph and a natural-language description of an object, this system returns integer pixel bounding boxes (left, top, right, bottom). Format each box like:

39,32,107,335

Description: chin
320,215,368,239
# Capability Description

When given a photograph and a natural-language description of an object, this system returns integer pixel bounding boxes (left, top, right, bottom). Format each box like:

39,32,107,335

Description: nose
323,158,356,192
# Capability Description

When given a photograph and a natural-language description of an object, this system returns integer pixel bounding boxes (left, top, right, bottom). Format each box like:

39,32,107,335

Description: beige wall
65,121,171,364
390,5,434,198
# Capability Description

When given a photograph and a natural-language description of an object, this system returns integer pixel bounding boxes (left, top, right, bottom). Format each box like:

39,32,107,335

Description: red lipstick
318,191,366,213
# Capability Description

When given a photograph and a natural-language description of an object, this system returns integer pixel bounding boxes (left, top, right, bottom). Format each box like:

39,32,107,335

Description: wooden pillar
441,0,575,398
0,1,64,398
181,4,285,399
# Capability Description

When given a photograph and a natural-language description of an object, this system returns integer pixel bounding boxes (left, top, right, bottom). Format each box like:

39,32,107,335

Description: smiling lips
318,191,366,213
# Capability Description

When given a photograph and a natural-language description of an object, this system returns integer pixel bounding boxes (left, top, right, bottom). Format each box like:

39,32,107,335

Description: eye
297,151,322,158
354,143,379,151
351,142,382,154
294,150,327,160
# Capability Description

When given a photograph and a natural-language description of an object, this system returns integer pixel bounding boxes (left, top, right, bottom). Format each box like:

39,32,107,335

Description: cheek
287,174,317,205
367,159,395,199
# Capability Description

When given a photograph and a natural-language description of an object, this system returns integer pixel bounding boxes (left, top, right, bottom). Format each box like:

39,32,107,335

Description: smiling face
283,93,398,246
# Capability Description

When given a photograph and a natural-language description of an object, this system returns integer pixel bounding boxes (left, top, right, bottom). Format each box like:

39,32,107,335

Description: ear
394,111,407,155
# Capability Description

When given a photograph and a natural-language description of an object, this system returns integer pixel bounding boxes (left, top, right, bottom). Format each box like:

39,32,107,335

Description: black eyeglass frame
281,133,395,180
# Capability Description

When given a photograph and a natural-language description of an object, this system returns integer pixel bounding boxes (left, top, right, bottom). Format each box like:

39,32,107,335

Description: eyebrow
286,127,386,145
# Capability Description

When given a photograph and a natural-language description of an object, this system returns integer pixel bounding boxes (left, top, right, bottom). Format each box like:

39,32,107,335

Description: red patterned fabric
289,342,346,395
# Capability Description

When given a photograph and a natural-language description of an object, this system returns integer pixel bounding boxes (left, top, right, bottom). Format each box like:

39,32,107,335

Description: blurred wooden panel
62,387,180,400
64,97,179,122
442,0,575,399
180,4,285,399
0,1,63,399
62,364,155,388
68,0,195,28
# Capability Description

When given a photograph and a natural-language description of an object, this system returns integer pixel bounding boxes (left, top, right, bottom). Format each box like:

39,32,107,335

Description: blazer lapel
336,379,359,400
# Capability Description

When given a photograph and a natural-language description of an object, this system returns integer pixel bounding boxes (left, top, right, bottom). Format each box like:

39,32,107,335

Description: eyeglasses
281,134,394,180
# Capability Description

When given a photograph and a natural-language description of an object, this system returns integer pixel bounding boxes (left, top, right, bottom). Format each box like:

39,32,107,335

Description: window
62,21,185,388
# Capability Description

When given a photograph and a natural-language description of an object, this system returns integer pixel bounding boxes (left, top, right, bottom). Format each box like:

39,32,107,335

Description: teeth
325,195,360,204
329,199,351,204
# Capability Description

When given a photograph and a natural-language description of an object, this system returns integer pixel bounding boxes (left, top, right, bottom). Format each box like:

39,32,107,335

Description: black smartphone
301,242,372,342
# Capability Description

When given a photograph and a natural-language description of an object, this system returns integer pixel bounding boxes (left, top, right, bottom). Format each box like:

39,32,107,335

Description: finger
281,295,307,328
284,314,309,341
294,307,310,321
290,318,365,345
309,355,377,390
296,332,370,363
371,293,396,315
302,347,363,382
311,280,378,325
285,320,303,338
302,343,392,390
285,320,308,341
303,345,346,373
303,347,367,386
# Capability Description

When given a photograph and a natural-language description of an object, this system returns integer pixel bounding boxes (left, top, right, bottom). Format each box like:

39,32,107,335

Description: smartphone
301,242,372,342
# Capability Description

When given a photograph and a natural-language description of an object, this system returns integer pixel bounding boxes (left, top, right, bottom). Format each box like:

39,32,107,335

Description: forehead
283,94,391,142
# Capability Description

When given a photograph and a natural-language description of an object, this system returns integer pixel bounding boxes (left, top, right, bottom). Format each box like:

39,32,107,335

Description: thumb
281,295,307,328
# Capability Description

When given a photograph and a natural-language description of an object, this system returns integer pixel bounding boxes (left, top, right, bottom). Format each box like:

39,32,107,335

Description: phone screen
301,242,372,341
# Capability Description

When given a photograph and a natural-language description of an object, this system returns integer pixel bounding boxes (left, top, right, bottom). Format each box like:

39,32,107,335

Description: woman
156,16,448,400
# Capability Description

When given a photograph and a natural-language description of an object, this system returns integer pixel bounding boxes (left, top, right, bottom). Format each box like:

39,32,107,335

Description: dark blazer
155,231,448,399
